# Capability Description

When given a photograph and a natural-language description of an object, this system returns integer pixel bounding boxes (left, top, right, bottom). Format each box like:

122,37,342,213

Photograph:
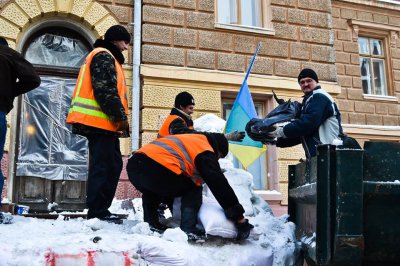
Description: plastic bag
246,92,301,144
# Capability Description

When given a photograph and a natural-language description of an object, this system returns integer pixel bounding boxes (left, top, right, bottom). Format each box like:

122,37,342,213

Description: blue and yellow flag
225,42,266,169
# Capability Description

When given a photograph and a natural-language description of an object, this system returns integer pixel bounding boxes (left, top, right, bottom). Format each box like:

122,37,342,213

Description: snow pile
0,114,297,265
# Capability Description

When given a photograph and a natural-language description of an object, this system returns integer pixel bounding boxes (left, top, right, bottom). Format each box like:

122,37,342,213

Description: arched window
22,27,92,76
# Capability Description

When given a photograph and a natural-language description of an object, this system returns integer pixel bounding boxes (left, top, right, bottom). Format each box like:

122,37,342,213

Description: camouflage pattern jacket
72,39,128,137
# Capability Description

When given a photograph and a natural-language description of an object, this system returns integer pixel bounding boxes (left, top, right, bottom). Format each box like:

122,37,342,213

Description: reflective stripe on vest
138,134,213,186
66,47,128,132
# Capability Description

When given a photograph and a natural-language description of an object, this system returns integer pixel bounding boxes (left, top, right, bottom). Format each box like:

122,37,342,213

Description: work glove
116,120,129,131
225,130,246,142
235,219,254,241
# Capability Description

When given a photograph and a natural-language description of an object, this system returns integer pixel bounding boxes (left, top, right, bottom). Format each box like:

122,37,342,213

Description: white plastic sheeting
16,77,88,181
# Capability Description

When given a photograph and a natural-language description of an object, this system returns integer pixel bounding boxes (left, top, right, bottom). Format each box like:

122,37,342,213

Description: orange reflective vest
66,48,128,132
157,114,194,138
138,134,213,186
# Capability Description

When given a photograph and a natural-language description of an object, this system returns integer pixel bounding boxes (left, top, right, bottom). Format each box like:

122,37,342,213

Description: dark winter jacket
276,86,343,158
71,39,128,137
0,45,41,113
168,107,196,135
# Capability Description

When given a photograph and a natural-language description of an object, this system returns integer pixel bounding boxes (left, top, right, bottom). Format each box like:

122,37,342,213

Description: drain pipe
131,0,142,151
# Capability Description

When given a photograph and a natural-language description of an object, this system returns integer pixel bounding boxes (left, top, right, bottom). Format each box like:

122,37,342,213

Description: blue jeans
0,112,6,206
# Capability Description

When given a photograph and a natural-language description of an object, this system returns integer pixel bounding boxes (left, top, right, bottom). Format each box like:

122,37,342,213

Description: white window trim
215,0,274,35
378,0,400,5
362,94,398,102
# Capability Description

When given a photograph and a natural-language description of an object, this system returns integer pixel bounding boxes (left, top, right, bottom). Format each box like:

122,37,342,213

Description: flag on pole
225,42,266,169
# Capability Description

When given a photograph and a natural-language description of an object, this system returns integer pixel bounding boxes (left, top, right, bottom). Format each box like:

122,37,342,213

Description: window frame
215,0,274,35
358,36,388,96
349,19,397,98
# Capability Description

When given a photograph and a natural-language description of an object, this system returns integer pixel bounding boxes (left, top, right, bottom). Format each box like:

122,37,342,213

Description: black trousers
127,153,202,227
86,134,122,218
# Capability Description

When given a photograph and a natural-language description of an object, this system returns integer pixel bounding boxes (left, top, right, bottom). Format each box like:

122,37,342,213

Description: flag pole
244,41,262,82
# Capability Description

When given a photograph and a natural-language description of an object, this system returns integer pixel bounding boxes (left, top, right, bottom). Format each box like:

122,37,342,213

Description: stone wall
332,0,400,128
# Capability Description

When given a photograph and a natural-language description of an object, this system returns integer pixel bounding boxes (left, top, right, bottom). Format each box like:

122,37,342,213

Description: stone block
298,0,330,12
332,7,340,18
271,6,287,22
288,9,308,25
85,2,109,26
337,30,352,41
275,59,301,78
106,5,131,24
338,75,352,87
351,54,360,65
393,70,400,81
272,22,298,40
345,65,361,76
311,45,335,63
261,39,289,58
366,114,383,125
337,99,354,112
332,17,348,30
291,42,310,60
199,31,232,51
234,35,257,54
187,50,215,69
355,101,375,113
300,27,333,45
187,11,214,29
353,77,362,88
383,116,399,126
246,56,273,75
343,42,359,53
389,16,400,26
0,18,19,39
390,48,400,59
374,14,388,24
336,87,347,99
142,24,172,44
143,5,184,26
341,112,349,123
174,0,196,9
38,0,56,13
309,12,331,28
336,64,345,75
1,3,29,27
174,28,196,47
347,88,364,100
217,53,245,72
198,0,214,12
71,0,91,18
349,113,366,124
393,59,400,70
302,62,336,82
340,8,356,19
335,51,350,63
388,104,400,115
334,40,343,51
142,45,185,66
376,103,389,114
357,11,373,22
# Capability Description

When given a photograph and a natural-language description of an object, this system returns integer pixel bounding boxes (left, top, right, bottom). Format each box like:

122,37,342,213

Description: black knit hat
174,91,195,108
104,25,131,43
212,133,229,158
298,68,319,83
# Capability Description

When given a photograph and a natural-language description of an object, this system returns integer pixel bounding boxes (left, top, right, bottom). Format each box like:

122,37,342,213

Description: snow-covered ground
0,114,297,265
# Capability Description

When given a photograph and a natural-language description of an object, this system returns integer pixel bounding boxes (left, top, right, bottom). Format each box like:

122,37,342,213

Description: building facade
0,0,399,211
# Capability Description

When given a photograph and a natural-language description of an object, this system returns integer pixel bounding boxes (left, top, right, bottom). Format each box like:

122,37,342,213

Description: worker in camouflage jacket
67,25,130,223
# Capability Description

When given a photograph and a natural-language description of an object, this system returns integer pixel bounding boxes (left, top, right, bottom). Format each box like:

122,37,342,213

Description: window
216,0,273,34
358,37,388,96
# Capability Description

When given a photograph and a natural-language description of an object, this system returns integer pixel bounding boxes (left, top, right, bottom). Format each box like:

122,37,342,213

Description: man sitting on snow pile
127,133,254,242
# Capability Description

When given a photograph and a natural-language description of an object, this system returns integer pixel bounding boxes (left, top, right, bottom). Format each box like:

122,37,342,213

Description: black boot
181,208,207,243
